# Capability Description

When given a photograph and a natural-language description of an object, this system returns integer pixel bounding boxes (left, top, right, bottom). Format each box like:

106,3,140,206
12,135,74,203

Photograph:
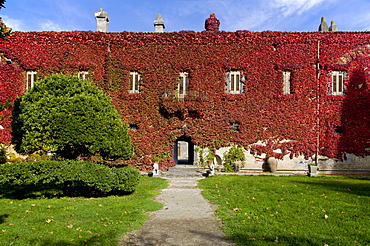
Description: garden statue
153,162,159,175
205,13,220,32
209,162,215,175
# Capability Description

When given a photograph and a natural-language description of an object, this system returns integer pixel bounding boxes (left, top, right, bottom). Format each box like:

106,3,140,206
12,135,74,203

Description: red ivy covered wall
0,31,370,168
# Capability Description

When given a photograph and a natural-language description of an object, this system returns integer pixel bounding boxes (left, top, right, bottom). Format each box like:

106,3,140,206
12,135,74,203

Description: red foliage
0,31,370,166
0,64,24,143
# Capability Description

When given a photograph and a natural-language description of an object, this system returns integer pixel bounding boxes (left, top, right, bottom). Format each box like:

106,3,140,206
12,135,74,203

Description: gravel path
119,177,235,246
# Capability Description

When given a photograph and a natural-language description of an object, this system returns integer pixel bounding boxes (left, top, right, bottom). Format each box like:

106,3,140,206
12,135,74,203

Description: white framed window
178,72,189,100
331,71,346,95
129,71,141,93
78,71,89,80
283,70,291,95
26,71,37,90
226,71,244,94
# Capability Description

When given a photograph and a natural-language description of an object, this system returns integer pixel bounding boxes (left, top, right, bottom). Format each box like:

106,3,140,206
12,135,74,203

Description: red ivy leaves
1,31,370,166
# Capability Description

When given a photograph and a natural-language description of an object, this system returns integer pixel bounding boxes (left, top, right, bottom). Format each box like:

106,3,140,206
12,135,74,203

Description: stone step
164,165,208,176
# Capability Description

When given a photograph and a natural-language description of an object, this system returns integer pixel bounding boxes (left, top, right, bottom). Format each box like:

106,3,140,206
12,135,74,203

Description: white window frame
178,72,189,100
78,71,89,80
129,71,141,93
283,70,291,95
331,71,346,95
226,71,244,94
26,71,37,90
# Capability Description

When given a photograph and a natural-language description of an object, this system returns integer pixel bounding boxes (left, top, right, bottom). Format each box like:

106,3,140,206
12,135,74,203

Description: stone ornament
154,14,165,33
95,8,109,33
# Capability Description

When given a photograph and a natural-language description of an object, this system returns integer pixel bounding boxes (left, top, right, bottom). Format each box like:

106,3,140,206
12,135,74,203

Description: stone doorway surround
173,136,195,165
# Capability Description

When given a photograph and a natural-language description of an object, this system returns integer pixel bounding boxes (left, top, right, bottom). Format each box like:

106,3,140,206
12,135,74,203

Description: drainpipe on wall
315,40,321,165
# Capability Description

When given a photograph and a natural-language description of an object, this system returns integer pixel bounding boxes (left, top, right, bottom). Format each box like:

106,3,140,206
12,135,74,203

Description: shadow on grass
28,231,117,246
231,233,325,246
293,176,370,197
0,182,132,200
0,214,9,224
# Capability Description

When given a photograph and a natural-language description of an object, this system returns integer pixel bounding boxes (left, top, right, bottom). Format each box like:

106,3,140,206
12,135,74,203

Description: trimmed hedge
0,160,140,195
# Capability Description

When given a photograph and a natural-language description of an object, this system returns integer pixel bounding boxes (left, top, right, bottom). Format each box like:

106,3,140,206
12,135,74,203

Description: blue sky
1,0,370,32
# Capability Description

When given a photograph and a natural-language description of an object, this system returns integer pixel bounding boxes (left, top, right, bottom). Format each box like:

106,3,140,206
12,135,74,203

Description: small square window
226,71,244,94
282,70,292,95
334,126,343,134
26,71,37,90
178,72,189,101
78,71,89,80
331,71,346,95
129,72,141,93
230,122,240,131
129,124,139,130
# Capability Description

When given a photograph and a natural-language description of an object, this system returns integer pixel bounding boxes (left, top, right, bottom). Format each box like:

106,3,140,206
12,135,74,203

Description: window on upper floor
26,71,37,90
78,71,89,80
331,71,346,95
226,71,244,94
282,70,292,95
129,71,141,93
178,72,189,100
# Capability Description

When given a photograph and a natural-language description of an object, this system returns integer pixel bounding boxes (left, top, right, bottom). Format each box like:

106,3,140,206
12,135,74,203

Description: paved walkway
119,177,235,246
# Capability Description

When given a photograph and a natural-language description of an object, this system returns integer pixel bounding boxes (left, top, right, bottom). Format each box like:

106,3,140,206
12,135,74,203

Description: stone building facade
1,27,370,174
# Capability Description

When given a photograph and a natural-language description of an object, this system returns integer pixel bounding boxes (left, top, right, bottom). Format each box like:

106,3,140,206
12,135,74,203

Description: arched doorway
174,136,194,165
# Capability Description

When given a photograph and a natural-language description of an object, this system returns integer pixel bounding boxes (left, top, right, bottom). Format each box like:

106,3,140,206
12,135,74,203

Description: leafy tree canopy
12,74,133,160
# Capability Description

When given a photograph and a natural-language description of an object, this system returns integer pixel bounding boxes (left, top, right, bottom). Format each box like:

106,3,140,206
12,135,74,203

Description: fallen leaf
324,214,329,219
66,225,73,228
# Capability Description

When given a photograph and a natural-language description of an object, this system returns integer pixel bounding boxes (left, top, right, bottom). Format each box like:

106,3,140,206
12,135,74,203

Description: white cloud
272,0,326,16
41,19,62,31
1,15,26,31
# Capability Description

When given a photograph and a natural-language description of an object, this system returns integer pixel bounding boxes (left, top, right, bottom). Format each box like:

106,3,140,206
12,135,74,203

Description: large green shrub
224,145,246,172
12,74,133,160
0,160,140,195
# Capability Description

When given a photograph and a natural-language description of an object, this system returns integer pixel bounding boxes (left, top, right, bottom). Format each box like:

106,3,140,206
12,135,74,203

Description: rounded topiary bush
12,74,133,160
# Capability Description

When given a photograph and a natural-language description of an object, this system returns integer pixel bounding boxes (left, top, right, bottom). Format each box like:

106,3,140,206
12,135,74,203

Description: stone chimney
95,8,109,32
329,20,338,32
205,13,220,32
318,17,329,32
154,14,165,33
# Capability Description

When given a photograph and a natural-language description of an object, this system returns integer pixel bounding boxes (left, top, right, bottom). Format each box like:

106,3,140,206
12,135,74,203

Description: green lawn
0,176,167,246
199,175,370,246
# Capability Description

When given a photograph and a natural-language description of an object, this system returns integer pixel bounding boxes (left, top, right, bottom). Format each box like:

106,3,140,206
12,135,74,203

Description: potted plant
308,163,318,177
224,145,246,172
